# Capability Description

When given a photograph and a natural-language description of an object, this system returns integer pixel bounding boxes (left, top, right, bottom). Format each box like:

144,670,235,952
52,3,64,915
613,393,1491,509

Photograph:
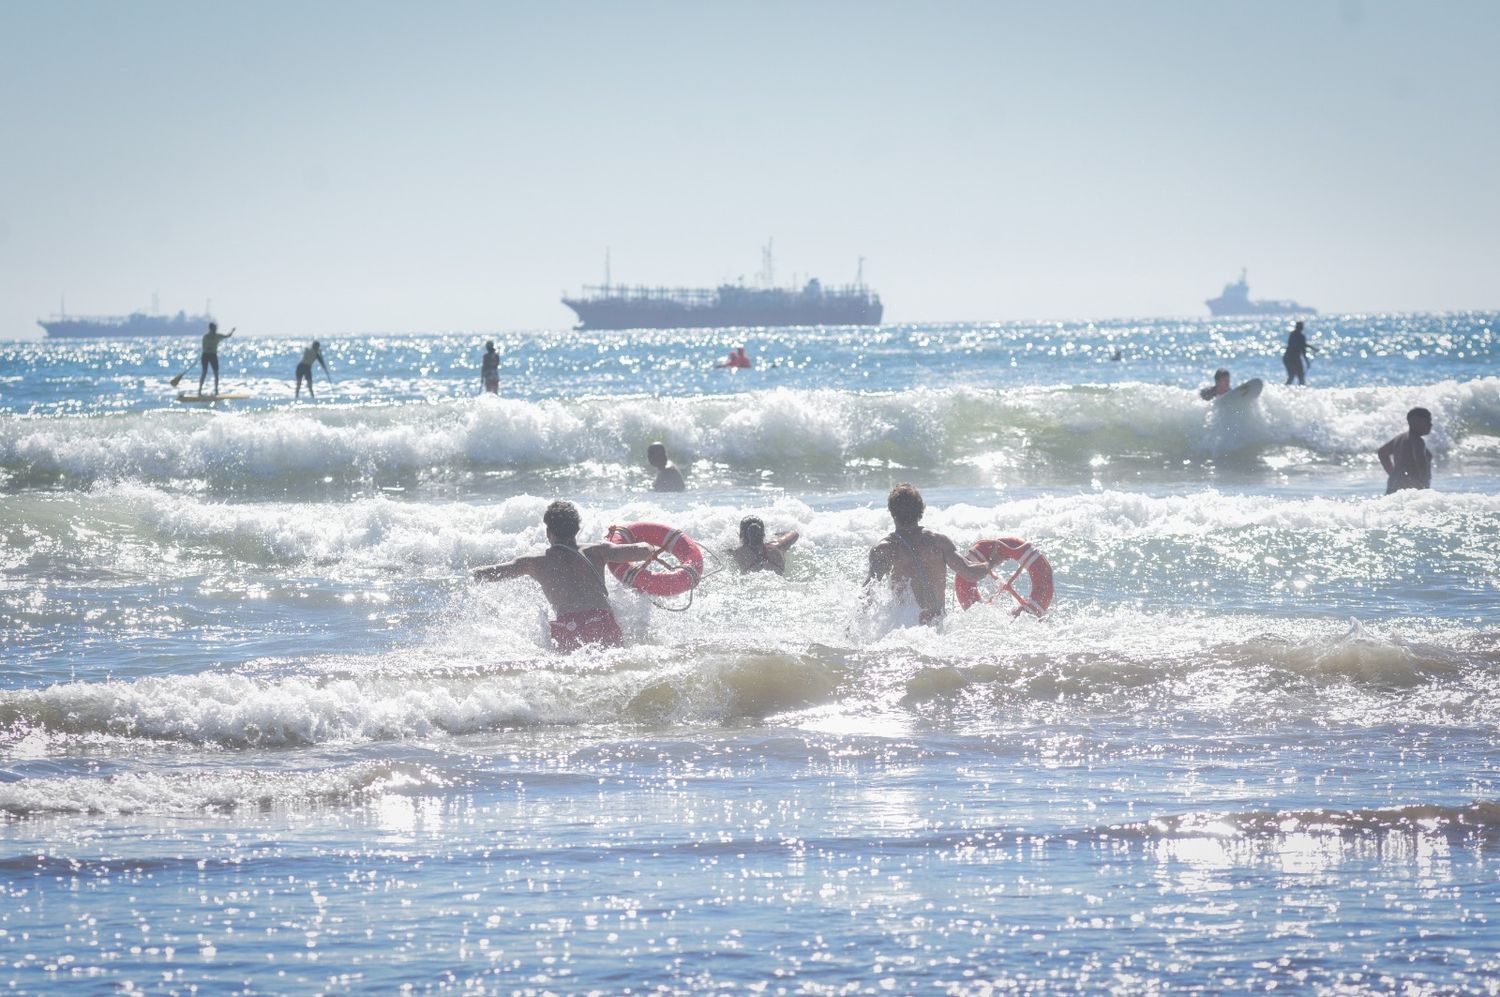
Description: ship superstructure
1205,270,1315,317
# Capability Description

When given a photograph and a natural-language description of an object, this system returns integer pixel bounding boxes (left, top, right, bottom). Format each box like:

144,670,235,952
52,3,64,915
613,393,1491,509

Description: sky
1,0,1496,338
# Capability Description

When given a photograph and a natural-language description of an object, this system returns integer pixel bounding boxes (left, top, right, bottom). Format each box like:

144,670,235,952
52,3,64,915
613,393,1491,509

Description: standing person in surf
196,322,233,397
647,442,686,492
470,500,657,651
481,341,500,394
865,483,1007,626
294,340,330,399
1283,320,1316,385
1378,407,1434,494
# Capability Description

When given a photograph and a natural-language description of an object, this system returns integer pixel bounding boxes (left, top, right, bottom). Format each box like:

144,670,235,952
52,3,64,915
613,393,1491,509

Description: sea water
1,314,1497,993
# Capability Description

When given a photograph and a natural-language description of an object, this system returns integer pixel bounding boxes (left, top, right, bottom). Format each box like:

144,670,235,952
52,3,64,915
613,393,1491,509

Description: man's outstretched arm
472,555,540,583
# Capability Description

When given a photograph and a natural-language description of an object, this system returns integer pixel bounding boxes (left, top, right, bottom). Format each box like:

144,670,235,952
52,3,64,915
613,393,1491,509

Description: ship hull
563,298,882,331
1205,299,1317,317
38,314,214,338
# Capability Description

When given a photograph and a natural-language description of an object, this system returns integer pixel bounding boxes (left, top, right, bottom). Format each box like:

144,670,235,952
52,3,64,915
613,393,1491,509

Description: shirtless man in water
866,483,1007,625
471,500,656,651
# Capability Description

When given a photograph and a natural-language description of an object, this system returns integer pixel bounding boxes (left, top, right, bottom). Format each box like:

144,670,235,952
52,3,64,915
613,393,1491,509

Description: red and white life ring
954,537,1053,618
605,522,705,598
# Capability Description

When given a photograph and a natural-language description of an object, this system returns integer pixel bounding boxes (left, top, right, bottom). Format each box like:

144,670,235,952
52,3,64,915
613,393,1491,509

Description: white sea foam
48,482,1500,575
2,379,1495,488
0,761,421,817
1,608,1492,752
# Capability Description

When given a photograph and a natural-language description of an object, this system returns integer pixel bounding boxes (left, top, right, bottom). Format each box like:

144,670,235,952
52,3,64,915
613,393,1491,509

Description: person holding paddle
471,500,657,651
295,340,331,399
865,483,1007,626
193,322,234,396
1283,320,1316,386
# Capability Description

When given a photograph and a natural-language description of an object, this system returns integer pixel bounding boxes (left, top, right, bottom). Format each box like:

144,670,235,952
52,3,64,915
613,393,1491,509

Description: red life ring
605,522,705,598
954,537,1053,617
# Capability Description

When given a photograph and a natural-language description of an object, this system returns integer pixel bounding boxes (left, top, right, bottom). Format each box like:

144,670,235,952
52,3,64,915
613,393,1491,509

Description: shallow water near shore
2,313,1499,992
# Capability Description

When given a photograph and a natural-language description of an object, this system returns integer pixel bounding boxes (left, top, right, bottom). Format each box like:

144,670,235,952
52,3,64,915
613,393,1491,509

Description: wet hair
209,322,218,332
647,442,667,464
311,340,319,348
1407,407,1431,426
739,515,765,547
1293,321,1304,332
887,483,924,526
542,500,581,541
485,341,495,351
1214,368,1230,381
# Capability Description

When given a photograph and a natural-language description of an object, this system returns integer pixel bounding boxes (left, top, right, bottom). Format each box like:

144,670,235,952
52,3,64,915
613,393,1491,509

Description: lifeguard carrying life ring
954,537,1053,618
606,522,705,598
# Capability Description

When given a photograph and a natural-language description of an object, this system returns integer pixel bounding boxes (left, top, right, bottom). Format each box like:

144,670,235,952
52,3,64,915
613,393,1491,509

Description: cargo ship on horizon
562,245,882,330
1206,269,1316,317
38,299,214,338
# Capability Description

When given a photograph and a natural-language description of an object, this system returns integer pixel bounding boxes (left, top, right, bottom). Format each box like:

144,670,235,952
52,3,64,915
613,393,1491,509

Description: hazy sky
1,0,1495,338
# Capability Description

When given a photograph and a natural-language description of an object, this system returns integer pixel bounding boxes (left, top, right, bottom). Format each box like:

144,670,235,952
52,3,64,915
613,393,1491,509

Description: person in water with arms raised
481,341,500,394
1378,406,1433,494
731,516,799,574
471,500,656,651
197,321,233,396
648,442,686,492
1199,368,1231,401
295,340,330,399
866,483,1008,626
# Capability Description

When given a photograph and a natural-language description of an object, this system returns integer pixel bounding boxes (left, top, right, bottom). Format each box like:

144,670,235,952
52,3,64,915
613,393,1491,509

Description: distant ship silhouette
563,243,882,331
1205,269,1315,317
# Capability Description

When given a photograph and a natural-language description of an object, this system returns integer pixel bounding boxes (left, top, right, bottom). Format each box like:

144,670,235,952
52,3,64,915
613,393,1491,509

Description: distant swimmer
1378,406,1433,494
1199,368,1231,401
471,499,656,651
197,321,233,396
731,516,800,574
865,483,1006,626
482,341,500,394
1283,320,1317,386
295,340,330,399
647,442,686,492
717,346,752,369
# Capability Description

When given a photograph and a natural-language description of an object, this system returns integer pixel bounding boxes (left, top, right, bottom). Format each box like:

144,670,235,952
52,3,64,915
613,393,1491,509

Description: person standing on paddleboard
481,341,500,394
865,483,1006,626
1283,320,1316,386
295,340,331,399
470,499,657,652
196,322,233,397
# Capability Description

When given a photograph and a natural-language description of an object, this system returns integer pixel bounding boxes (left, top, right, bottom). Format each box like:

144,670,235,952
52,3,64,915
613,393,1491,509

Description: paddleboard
176,392,251,403
1214,378,1263,406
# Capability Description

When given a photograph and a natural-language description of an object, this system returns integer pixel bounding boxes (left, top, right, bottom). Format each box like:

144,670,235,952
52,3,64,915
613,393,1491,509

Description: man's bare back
866,485,1001,626
471,500,654,650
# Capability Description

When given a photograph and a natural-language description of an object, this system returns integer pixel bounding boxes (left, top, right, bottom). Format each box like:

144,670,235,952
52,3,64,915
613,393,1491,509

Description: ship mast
856,256,865,289
759,238,775,288
605,247,612,292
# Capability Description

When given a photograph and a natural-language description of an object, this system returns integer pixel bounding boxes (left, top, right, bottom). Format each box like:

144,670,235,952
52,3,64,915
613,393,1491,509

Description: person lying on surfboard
1198,368,1231,401
471,500,656,651
865,483,1007,626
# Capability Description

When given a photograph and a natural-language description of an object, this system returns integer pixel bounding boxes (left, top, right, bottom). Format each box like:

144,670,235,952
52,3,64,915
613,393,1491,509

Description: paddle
169,326,235,388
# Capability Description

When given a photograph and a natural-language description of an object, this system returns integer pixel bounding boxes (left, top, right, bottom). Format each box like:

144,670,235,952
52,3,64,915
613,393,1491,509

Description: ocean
1,314,1497,992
